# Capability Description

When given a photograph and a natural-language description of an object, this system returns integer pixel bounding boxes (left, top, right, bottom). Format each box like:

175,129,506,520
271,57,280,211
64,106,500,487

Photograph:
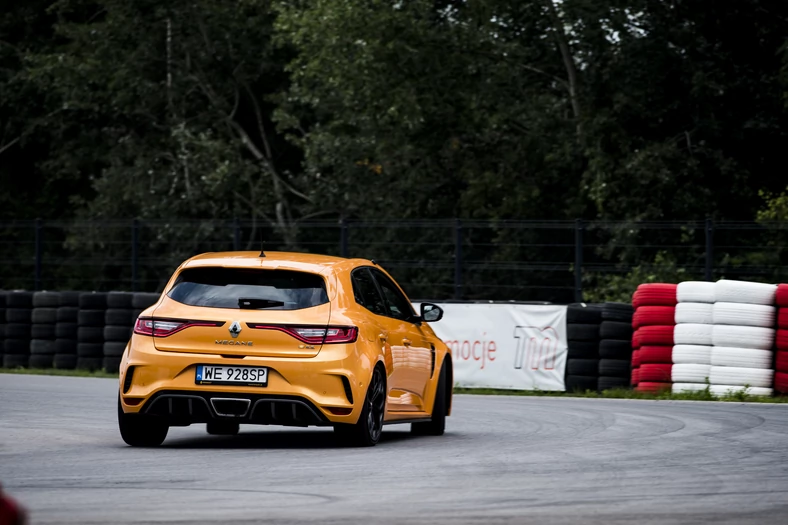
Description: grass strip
455,386,788,403
0,367,116,379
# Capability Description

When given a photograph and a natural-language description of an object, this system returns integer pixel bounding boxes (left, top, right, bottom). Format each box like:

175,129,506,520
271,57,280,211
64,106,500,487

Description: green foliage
582,252,686,303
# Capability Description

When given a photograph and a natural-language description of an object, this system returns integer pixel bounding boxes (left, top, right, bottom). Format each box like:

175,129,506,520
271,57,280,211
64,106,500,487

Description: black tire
6,291,33,308
78,326,104,343
412,362,448,436
334,365,386,447
107,292,134,309
567,303,602,324
30,339,56,355
78,309,105,327
598,376,631,391
0,324,5,339
77,342,103,357
118,396,168,447
4,339,30,354
76,356,103,370
599,339,633,360
32,308,57,324
104,325,132,342
567,340,599,359
105,309,135,326
599,359,631,378
103,341,127,357
33,291,60,308
567,323,600,342
3,354,29,368
31,324,55,339
6,308,32,323
56,306,79,322
29,354,54,368
6,323,31,339
132,293,160,309
565,375,597,392
79,292,107,309
58,291,82,307
55,339,77,354
55,322,78,339
103,356,122,374
600,321,633,340
206,421,240,436
566,358,598,376
53,353,78,369
601,302,634,322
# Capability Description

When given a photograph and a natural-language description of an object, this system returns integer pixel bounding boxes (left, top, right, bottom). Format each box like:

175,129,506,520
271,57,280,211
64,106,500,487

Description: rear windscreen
167,268,329,310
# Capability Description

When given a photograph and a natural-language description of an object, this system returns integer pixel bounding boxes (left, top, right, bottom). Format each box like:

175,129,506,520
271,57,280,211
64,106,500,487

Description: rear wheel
206,421,240,436
118,396,168,447
334,366,385,447
412,363,447,436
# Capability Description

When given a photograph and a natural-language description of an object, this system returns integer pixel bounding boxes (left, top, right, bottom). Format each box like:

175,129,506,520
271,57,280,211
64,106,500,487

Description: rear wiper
238,298,285,309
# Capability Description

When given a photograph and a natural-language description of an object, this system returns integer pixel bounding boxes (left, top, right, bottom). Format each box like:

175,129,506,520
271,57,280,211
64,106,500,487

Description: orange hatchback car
117,251,452,447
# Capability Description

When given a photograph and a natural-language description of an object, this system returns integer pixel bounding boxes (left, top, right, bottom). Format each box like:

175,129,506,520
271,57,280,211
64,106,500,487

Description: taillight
133,318,223,337
247,324,358,345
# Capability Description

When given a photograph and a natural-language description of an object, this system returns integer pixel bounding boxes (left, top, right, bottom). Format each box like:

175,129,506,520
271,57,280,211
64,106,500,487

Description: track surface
2,375,788,524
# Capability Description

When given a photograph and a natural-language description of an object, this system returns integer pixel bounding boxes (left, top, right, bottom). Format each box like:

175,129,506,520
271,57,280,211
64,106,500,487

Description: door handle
402,338,412,346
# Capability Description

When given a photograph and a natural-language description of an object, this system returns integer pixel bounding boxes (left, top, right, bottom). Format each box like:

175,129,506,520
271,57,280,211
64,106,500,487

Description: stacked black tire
30,292,60,368
103,292,137,373
78,292,107,371
0,292,6,364
5,292,34,368
565,303,603,392
598,302,635,391
54,292,81,369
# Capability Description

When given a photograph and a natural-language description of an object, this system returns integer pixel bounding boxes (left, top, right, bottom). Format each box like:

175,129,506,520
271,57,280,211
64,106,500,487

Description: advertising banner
423,303,568,391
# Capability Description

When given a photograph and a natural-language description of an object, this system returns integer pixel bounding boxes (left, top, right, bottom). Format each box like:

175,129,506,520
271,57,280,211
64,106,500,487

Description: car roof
181,251,373,274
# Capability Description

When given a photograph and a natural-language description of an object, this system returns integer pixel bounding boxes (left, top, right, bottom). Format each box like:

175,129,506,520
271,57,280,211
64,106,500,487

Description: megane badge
229,321,242,338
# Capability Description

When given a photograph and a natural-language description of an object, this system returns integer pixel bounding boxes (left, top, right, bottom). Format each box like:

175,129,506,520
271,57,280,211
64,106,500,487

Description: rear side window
168,267,328,310
351,268,387,316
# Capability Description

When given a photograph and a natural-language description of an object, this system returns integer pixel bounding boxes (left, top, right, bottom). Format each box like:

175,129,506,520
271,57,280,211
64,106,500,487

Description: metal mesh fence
1,219,787,301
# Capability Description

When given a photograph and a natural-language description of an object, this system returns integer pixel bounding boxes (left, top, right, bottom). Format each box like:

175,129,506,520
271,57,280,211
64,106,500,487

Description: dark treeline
1,1,788,299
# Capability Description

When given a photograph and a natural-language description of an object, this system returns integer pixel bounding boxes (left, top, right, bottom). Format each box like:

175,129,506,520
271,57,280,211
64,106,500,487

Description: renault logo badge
229,321,242,338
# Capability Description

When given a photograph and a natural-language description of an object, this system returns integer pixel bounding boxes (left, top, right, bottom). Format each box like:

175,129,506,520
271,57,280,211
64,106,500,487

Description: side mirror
420,303,443,323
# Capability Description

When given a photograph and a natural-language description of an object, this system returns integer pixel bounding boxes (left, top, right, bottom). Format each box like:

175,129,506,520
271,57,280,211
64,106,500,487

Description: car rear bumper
119,335,366,426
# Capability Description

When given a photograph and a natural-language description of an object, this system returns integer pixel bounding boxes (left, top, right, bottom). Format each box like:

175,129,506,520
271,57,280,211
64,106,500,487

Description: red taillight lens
247,324,358,345
133,318,222,337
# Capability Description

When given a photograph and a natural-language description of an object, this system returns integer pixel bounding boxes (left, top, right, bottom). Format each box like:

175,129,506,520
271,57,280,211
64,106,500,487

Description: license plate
195,365,268,387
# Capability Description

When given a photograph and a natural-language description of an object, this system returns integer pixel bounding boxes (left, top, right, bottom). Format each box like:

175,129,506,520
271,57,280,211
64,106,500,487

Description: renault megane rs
117,251,452,447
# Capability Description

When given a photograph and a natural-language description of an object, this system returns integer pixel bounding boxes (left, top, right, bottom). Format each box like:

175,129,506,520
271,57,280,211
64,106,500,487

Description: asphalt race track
2,375,788,524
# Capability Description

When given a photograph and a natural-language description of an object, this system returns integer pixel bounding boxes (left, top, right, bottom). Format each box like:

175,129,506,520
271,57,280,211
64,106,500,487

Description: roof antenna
259,229,266,258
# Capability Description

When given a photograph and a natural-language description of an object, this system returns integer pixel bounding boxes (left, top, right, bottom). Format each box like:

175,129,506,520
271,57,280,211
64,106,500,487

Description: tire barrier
565,303,602,392
632,284,676,393
29,291,60,369
4,291,33,368
671,281,714,394
775,284,788,395
0,290,161,374
708,280,776,396
598,302,633,391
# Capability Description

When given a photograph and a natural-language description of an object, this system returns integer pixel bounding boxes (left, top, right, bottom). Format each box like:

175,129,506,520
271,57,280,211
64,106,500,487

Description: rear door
149,267,333,358
369,268,433,411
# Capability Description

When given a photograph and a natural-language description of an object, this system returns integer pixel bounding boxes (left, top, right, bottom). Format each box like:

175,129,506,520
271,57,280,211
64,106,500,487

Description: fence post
454,219,463,300
705,218,714,281
574,219,584,303
340,218,349,258
233,217,241,251
131,218,139,292
34,218,42,291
